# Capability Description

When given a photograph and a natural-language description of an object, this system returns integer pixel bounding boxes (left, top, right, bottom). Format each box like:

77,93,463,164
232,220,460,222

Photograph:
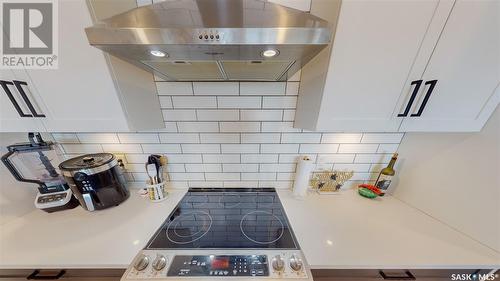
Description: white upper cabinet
296,0,499,132
268,0,311,11
296,0,441,132
1,0,130,132
25,0,129,132
399,0,500,132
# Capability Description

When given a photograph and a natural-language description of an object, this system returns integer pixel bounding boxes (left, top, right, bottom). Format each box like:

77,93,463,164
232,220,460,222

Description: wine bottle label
375,174,393,191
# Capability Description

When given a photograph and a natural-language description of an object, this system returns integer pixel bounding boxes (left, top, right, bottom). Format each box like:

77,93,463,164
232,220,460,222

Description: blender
1,133,80,212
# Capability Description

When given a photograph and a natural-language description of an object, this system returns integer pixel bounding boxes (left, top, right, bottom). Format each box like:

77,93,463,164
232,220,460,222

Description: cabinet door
310,0,439,132
26,0,129,132
0,69,46,132
400,0,500,132
268,0,311,11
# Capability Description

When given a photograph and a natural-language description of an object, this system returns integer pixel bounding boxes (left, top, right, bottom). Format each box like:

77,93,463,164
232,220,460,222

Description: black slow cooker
59,153,129,211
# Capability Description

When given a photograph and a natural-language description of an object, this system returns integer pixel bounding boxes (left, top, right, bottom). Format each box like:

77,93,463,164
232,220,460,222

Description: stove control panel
124,251,310,280
167,255,268,277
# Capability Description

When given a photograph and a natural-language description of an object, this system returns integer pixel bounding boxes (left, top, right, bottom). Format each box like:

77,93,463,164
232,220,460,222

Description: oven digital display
211,257,229,269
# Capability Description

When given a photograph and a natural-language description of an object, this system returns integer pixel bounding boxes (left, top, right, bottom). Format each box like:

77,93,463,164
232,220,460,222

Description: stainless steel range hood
85,0,333,81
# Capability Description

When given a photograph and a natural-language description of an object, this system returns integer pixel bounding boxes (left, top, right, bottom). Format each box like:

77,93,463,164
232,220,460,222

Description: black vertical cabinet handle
411,79,438,117
398,80,423,117
379,270,416,280
0,80,33,117
12,80,46,117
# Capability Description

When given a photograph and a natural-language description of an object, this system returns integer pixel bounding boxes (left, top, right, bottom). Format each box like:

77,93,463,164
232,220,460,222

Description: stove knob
271,255,285,272
152,254,167,271
134,254,150,271
289,254,303,272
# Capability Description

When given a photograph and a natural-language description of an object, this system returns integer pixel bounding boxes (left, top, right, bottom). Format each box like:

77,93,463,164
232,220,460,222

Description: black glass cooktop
146,188,298,249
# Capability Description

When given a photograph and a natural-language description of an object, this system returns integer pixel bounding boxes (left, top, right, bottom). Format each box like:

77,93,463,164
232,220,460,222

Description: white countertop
0,188,498,269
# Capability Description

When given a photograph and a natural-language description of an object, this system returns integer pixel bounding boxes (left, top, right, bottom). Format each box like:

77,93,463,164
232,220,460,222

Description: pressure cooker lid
59,153,115,171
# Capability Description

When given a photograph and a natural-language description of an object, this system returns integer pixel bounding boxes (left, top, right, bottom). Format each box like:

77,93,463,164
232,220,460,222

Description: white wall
392,107,500,252
0,133,39,225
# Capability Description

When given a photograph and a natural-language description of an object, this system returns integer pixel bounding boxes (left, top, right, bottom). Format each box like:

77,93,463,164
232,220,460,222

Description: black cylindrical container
59,153,129,211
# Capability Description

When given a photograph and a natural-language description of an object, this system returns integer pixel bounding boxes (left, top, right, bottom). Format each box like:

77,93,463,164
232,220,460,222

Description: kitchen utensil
1,133,79,213
59,153,130,212
146,163,157,184
358,187,377,199
359,184,382,196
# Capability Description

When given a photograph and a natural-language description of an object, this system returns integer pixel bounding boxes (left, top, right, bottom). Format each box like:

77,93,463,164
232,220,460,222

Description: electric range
122,188,312,280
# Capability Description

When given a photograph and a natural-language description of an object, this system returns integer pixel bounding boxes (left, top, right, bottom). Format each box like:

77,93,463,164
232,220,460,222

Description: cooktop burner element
122,188,312,281
147,188,297,249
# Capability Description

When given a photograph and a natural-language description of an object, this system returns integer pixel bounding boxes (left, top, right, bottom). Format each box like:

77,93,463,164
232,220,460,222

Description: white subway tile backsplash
321,133,362,143
203,154,240,163
57,77,404,186
157,82,193,95
241,173,277,181
185,164,222,173
377,144,399,153
262,97,297,108
164,154,203,163
193,82,239,95
62,144,103,154
317,154,355,164
241,154,278,163
241,133,280,144
197,110,239,121
159,133,199,143
141,144,182,154
162,110,197,121
285,82,300,96
283,110,296,121
178,122,219,132
163,122,178,132
259,164,296,173
361,133,404,143
52,133,79,144
221,144,259,154
77,133,119,144
205,173,240,181
224,181,259,188
200,134,239,143
333,163,371,172
281,133,321,144
220,122,260,132
277,173,295,181
240,110,282,121
172,97,217,108
189,181,224,188
223,164,259,173
338,144,379,154
261,144,299,153
218,97,261,108
182,144,220,153
261,122,301,132
278,154,316,163
299,144,339,153
169,173,205,181
118,133,159,144
159,96,172,108
240,82,285,95
124,154,149,164
102,144,142,153
354,154,392,164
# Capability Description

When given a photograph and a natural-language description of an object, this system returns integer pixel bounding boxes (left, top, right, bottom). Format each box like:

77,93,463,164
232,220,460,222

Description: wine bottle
375,153,398,196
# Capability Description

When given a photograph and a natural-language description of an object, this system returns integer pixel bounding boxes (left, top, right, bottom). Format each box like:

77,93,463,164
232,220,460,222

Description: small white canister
146,180,168,202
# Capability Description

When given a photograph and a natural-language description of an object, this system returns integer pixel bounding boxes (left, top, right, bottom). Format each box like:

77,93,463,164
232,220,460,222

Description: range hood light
150,50,167,57
262,49,279,58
